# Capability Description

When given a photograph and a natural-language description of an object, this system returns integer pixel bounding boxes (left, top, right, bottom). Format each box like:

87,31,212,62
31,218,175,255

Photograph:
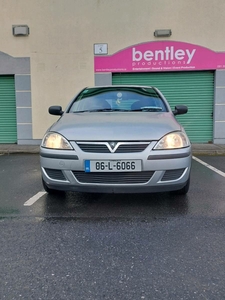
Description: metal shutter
0,76,17,143
112,71,214,143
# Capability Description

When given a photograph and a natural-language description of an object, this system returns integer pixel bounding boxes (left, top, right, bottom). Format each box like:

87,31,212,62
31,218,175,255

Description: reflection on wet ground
41,191,189,220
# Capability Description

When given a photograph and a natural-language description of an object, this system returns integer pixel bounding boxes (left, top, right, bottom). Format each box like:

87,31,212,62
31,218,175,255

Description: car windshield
68,86,168,113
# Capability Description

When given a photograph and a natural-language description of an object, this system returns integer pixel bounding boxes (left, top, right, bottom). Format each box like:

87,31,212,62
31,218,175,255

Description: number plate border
84,160,142,173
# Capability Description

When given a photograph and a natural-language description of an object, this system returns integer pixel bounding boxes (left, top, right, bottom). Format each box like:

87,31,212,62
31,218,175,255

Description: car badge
109,142,117,150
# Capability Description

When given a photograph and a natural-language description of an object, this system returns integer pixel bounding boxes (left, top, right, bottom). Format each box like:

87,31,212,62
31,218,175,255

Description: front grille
44,168,66,181
77,144,109,153
72,171,154,184
161,169,185,181
76,142,149,153
116,144,148,153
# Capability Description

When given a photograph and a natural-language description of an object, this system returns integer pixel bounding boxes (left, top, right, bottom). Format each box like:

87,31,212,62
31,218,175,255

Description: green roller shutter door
112,71,214,143
0,76,17,143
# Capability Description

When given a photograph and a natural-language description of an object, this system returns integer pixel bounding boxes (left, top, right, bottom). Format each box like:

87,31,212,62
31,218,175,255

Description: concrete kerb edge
0,150,40,155
191,150,225,156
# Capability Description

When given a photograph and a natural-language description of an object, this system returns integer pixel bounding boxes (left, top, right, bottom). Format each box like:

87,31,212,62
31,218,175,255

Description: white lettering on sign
132,46,196,64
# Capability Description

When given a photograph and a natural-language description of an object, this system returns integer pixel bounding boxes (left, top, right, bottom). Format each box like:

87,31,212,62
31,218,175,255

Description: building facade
0,0,225,144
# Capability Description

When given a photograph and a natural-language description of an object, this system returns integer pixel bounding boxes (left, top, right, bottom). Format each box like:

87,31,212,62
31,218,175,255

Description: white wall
0,0,224,138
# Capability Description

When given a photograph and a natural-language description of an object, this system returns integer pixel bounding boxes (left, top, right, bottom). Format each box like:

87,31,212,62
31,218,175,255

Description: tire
42,178,61,194
171,177,190,195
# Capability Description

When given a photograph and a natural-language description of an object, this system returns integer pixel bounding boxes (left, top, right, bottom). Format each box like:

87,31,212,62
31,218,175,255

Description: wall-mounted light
154,29,172,37
12,25,29,36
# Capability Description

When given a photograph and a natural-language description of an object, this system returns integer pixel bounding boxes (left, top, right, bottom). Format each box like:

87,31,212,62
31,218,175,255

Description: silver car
40,85,191,194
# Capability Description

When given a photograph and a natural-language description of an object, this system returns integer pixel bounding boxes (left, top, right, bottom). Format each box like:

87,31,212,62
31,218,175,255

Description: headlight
154,132,190,150
41,132,72,150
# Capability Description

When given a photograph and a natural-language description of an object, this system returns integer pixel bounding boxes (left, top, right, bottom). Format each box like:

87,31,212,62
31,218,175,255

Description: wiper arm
74,108,130,113
106,109,130,112
73,110,92,113
132,106,163,112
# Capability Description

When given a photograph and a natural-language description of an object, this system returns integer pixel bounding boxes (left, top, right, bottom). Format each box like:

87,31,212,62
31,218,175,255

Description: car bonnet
49,112,182,141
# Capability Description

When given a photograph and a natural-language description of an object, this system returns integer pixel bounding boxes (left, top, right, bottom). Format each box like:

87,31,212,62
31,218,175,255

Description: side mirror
173,105,188,116
48,106,63,116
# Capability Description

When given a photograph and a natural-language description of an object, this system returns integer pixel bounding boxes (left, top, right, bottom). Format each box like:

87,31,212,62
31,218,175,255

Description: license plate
84,160,142,172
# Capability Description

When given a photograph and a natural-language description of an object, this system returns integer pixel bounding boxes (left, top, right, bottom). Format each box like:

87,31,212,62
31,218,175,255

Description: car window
68,87,168,112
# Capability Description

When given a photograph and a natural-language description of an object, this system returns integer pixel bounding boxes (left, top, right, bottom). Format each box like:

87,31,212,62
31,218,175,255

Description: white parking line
193,156,225,178
24,191,46,206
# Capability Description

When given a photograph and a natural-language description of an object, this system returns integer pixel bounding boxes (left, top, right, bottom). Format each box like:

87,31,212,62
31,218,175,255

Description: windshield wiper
73,107,163,113
74,108,130,113
132,106,163,112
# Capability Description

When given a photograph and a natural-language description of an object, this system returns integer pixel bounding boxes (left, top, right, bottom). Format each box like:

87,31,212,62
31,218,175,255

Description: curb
192,150,225,156
0,147,40,155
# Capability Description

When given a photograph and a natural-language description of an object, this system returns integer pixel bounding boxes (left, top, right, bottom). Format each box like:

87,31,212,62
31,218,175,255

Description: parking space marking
24,191,46,206
193,156,225,178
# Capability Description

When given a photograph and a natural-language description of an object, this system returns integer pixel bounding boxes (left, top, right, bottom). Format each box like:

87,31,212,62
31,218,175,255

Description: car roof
86,85,155,89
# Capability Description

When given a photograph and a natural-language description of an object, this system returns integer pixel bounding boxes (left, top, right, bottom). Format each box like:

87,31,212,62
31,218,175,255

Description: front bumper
40,142,192,194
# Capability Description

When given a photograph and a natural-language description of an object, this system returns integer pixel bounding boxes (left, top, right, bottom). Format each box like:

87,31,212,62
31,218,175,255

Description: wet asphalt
0,154,225,299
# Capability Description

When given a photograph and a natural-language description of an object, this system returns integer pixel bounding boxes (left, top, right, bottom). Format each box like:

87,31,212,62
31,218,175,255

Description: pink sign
94,41,225,73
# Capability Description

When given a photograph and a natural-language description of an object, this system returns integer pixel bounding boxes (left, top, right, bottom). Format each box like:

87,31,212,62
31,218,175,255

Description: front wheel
42,178,61,194
171,177,190,195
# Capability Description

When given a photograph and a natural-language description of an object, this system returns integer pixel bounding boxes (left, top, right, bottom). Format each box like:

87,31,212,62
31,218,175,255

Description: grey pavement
0,143,225,155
